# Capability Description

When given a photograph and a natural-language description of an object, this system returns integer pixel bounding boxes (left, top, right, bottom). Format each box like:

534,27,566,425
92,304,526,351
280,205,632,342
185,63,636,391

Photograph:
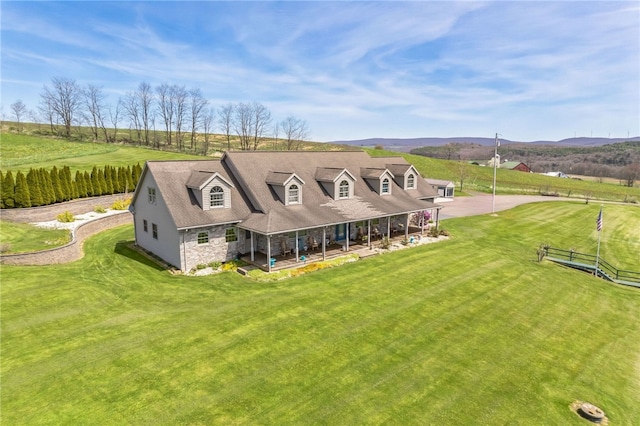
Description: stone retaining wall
0,194,130,223
0,211,133,266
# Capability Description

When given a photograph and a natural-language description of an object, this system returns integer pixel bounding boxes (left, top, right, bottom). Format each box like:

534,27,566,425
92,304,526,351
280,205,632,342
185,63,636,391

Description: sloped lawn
1,202,639,424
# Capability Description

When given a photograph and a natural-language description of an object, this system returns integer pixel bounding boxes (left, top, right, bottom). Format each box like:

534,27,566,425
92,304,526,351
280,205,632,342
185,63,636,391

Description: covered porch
240,223,432,272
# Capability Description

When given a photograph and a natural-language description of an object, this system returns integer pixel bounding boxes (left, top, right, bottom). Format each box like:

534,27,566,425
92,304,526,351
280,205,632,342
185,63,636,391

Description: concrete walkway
439,193,575,220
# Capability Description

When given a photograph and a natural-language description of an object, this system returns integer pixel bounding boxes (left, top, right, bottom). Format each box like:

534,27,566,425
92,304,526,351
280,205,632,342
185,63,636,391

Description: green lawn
0,220,71,253
2,202,638,424
0,133,204,173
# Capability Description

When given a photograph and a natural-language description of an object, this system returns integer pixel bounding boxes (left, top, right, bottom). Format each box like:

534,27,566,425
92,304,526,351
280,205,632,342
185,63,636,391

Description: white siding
133,172,181,269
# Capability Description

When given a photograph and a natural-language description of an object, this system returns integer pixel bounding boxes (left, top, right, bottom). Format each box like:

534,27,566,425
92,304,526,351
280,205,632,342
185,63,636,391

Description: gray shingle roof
137,152,439,234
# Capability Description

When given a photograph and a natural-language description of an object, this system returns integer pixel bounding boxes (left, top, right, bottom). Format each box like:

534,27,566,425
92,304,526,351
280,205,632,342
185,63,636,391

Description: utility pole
492,133,500,213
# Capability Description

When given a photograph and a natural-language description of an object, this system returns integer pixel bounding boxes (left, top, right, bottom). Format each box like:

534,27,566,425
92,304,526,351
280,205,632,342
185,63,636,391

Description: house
130,151,441,272
501,161,532,173
425,178,455,201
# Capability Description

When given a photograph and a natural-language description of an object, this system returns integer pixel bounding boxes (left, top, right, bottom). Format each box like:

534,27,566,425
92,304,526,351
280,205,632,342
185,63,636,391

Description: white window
338,180,349,199
197,232,209,244
381,178,390,194
225,227,238,242
148,187,156,204
288,184,299,204
407,174,415,189
210,186,224,208
143,219,148,232
152,223,158,239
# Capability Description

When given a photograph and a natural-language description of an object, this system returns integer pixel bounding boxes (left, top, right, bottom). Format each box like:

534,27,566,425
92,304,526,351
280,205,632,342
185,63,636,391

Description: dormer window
288,184,300,204
407,174,415,189
210,186,224,208
338,180,350,199
381,178,390,194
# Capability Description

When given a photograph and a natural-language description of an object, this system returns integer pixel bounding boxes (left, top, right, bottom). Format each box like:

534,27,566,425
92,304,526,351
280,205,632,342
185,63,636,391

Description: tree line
0,164,143,209
9,77,309,153
410,142,640,186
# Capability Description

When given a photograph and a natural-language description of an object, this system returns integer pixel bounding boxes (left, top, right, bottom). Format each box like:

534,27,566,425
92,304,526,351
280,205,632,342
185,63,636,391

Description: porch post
421,211,425,236
436,208,440,231
250,231,255,261
367,219,371,249
346,222,349,251
267,234,272,272
387,216,391,238
322,227,327,260
405,214,409,239
295,231,299,262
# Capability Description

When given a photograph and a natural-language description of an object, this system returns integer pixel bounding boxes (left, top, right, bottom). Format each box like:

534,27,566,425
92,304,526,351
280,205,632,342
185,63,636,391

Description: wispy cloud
1,1,637,141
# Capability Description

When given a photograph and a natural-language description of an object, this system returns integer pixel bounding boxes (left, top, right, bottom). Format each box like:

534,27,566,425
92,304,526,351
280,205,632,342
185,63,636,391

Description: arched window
407,174,415,189
338,180,349,198
381,178,390,194
210,186,224,207
288,184,299,204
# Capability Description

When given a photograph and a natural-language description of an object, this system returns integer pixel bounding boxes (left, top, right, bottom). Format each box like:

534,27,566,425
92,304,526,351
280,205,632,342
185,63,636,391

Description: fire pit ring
578,402,605,423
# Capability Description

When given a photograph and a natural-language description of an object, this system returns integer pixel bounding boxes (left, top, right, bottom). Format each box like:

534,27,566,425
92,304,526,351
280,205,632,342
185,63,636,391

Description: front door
335,224,346,241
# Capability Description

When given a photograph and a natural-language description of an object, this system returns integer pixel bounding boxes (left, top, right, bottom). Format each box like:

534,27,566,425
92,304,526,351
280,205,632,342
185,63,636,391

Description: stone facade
180,225,244,272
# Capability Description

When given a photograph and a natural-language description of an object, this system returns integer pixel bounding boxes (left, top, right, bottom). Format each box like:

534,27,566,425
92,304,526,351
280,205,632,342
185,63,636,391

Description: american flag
596,207,603,232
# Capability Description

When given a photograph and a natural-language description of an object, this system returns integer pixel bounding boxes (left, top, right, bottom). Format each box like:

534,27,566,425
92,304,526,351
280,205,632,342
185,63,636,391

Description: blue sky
2,1,638,142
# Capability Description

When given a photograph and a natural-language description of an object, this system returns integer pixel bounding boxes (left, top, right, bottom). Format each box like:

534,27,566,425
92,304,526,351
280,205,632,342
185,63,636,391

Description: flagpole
595,205,603,277
492,133,499,213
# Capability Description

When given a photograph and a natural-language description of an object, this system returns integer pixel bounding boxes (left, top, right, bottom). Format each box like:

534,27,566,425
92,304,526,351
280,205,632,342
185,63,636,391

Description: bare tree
82,84,110,141
620,163,640,187
218,103,234,151
38,93,58,135
201,107,216,156
122,90,142,144
138,82,153,146
457,160,472,192
251,101,271,150
156,83,175,146
40,77,82,138
28,109,41,131
107,99,123,143
280,115,309,150
188,88,208,150
173,85,188,150
272,122,280,150
10,99,28,131
233,102,253,150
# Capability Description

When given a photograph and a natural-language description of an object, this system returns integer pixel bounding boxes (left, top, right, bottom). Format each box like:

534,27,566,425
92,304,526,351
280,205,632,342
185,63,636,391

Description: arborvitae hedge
0,171,14,209
0,163,142,209
14,171,31,208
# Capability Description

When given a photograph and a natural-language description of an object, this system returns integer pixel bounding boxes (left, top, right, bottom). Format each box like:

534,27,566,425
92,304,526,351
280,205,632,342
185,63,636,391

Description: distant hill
331,136,640,151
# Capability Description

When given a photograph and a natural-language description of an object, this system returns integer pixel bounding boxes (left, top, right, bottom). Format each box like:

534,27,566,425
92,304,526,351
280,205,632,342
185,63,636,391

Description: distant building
426,178,455,201
542,171,569,178
500,161,532,173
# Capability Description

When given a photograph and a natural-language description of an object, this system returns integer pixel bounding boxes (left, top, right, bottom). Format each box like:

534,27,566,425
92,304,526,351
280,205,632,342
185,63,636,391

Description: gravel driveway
439,193,575,220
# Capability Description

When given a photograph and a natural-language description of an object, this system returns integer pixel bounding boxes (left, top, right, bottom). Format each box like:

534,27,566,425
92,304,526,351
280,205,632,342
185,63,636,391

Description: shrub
111,197,131,210
94,205,107,213
196,263,207,270
208,261,222,269
379,236,391,249
0,243,12,253
56,211,75,223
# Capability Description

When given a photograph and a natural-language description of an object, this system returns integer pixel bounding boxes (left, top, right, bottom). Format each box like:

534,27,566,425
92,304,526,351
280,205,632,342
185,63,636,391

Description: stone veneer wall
181,225,242,272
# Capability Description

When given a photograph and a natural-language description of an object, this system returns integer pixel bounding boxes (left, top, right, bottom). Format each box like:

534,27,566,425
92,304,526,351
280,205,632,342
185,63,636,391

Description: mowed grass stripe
2,203,639,424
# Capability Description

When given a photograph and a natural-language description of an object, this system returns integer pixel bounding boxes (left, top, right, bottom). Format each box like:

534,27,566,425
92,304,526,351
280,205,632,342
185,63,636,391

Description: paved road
438,193,575,220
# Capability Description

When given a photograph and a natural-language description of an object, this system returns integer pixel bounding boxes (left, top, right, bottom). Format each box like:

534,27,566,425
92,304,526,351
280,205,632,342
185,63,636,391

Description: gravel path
439,193,576,220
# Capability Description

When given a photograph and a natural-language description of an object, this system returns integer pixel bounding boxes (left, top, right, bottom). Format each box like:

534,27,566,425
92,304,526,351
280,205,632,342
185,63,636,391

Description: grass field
0,133,205,173
2,202,639,424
